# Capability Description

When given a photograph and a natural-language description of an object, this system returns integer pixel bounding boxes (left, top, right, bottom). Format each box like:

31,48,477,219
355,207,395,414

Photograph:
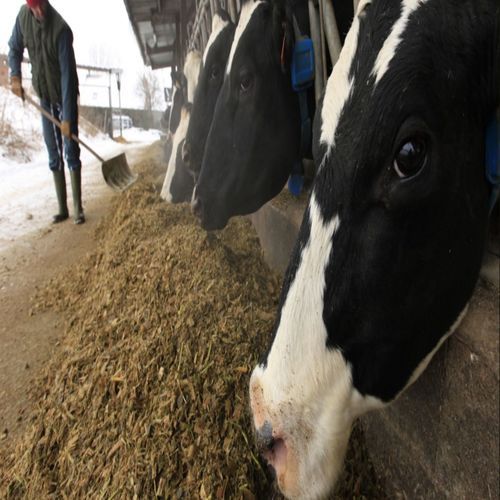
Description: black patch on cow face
334,0,355,45
194,0,303,230
170,137,195,204
267,0,498,399
184,13,235,180
321,0,497,401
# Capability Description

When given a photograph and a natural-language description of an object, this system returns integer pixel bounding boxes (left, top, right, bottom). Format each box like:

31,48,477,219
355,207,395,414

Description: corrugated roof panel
124,0,195,69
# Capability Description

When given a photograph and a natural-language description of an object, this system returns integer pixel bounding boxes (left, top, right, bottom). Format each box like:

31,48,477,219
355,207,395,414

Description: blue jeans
40,99,81,171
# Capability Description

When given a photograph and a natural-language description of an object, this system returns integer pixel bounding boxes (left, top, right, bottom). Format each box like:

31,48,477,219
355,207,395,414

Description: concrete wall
249,193,499,499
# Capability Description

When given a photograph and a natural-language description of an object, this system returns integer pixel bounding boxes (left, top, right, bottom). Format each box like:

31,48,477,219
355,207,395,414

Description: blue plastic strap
298,91,311,158
288,160,304,196
485,114,499,212
288,32,315,196
291,38,315,92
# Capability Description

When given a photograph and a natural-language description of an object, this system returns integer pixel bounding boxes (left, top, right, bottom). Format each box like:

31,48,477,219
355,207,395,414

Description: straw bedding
0,145,385,499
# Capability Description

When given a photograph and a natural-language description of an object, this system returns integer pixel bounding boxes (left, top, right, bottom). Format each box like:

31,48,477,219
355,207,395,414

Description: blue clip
291,37,315,92
288,160,304,196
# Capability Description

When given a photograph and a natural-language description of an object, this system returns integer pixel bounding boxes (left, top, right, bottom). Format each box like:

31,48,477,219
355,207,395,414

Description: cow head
160,105,195,203
192,0,302,230
160,51,201,203
250,0,498,498
182,10,236,181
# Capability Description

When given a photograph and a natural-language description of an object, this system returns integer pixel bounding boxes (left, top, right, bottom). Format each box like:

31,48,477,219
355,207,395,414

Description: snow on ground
0,87,163,253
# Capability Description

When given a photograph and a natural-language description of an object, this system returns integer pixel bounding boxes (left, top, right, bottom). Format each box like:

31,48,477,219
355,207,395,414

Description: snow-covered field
0,87,163,253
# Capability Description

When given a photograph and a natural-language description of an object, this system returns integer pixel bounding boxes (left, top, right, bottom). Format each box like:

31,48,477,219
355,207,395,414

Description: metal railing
185,0,357,102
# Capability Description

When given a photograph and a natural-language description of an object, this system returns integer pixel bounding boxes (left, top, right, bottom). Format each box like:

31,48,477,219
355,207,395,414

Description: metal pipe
200,13,208,50
205,5,212,39
116,72,123,137
308,0,324,102
108,71,113,138
228,0,237,22
318,0,327,85
322,0,342,67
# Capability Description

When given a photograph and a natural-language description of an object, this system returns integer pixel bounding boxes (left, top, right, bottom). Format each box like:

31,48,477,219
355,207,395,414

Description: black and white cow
249,0,499,498
182,9,236,180
191,0,314,230
160,50,202,203
192,0,354,230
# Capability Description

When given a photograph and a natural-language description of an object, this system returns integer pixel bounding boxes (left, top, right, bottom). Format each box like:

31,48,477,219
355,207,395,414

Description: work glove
10,75,24,101
61,120,71,139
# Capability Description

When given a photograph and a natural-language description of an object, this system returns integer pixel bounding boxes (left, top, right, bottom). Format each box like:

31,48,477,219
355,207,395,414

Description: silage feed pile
0,147,385,499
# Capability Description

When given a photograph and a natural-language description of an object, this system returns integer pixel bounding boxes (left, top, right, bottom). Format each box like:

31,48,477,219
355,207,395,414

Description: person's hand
61,120,71,138
10,76,24,101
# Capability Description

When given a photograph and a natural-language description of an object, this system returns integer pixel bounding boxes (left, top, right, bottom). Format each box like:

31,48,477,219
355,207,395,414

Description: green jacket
9,3,79,113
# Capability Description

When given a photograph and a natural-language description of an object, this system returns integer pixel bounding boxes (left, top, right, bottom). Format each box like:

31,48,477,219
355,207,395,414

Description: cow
191,0,315,230
182,9,236,181
191,0,354,230
160,50,202,203
249,0,499,498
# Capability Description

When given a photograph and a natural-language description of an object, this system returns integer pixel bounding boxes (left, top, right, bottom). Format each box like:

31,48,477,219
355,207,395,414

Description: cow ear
272,0,293,74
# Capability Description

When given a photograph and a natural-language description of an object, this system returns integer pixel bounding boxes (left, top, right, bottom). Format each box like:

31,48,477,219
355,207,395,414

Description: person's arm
8,15,24,78
58,29,78,127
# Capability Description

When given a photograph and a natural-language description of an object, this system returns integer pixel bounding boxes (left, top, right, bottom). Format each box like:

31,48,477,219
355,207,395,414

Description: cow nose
255,421,274,454
182,140,191,166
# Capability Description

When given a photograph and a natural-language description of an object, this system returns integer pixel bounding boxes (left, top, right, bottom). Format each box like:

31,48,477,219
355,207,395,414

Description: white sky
0,0,172,110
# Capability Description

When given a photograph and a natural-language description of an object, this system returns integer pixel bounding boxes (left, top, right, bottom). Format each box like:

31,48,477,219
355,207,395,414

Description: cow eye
239,72,253,93
393,137,427,178
210,65,220,80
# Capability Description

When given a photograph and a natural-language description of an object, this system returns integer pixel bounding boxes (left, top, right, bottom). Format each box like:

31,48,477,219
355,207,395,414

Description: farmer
8,0,85,224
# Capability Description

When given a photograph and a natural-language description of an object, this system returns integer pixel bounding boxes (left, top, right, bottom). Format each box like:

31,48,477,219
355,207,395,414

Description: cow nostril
255,421,274,453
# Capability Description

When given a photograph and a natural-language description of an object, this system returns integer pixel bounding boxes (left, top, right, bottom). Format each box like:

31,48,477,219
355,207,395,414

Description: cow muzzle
191,191,229,231
191,192,203,219
250,372,302,498
255,421,288,479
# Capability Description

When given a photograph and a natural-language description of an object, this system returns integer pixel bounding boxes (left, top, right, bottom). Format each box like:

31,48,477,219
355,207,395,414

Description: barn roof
123,0,196,69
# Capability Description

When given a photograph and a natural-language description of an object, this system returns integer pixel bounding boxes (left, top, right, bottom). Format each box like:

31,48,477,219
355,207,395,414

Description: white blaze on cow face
319,2,364,151
203,14,230,66
371,0,429,85
250,197,384,499
226,0,264,76
160,107,191,202
183,51,202,103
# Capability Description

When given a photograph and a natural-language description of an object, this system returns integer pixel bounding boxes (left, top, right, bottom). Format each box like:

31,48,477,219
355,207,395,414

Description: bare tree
136,69,162,129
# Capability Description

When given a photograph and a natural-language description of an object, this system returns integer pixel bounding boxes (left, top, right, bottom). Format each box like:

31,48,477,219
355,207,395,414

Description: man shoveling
8,0,85,225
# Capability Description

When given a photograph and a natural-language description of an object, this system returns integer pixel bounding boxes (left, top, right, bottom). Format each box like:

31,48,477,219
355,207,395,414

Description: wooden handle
24,94,105,163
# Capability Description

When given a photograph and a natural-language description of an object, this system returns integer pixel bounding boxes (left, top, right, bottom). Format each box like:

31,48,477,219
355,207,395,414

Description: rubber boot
52,169,69,223
70,168,85,225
